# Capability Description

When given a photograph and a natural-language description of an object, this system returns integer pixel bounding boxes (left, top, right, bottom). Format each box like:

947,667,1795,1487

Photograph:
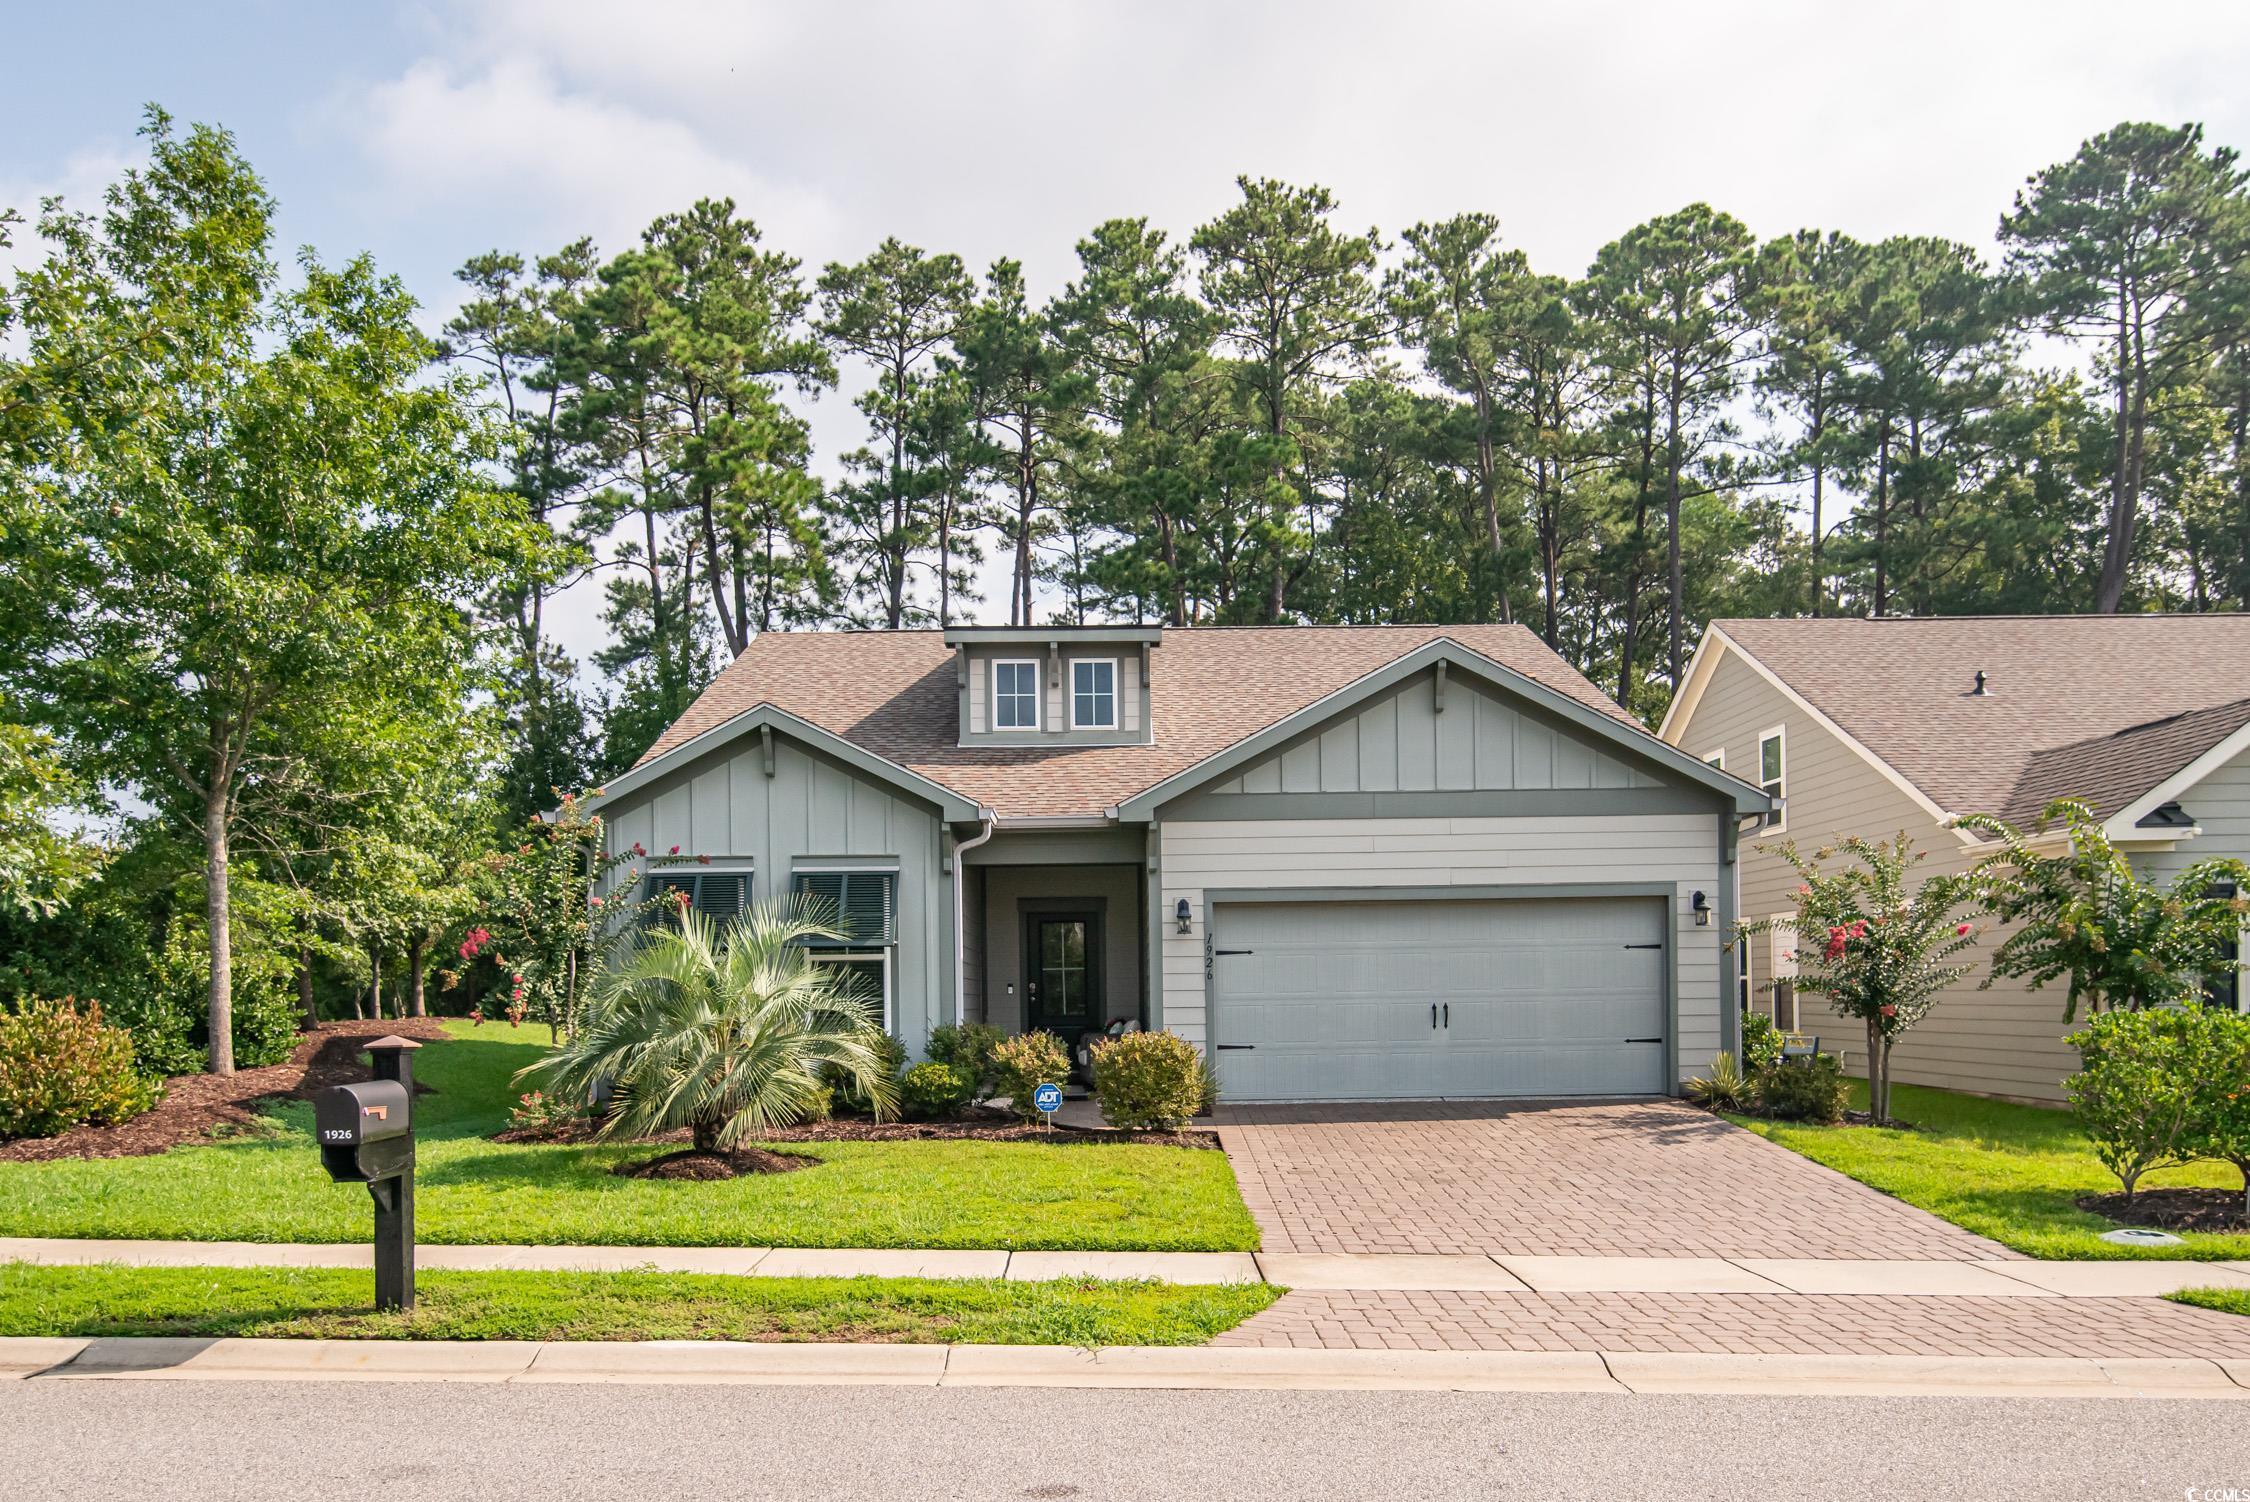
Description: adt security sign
1032,1082,1063,1126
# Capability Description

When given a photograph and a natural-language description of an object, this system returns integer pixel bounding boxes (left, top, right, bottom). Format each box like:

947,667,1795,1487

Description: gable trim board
593,702,988,825
1116,637,1770,822
1661,625,1975,845
2105,714,2250,840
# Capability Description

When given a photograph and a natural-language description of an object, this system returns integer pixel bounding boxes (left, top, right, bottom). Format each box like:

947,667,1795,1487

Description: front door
1025,911,1101,1038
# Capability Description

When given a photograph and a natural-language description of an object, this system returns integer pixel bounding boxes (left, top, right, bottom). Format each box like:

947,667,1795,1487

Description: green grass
1732,1079,2250,1260
0,1262,1278,1344
0,1022,1259,1252
2168,1287,2250,1318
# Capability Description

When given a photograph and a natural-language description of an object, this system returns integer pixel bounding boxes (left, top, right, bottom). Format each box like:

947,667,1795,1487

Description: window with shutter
646,870,752,923
794,871,896,946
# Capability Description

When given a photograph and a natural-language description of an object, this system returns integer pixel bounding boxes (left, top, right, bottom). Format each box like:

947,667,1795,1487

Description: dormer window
1072,659,1117,729
993,659,1041,730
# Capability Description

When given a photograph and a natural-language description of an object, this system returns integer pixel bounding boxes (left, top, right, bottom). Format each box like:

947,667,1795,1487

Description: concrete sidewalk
3,1334,2245,1399
7,1237,2249,1297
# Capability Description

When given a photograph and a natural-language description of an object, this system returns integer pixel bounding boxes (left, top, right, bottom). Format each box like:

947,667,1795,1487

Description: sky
11,0,2250,669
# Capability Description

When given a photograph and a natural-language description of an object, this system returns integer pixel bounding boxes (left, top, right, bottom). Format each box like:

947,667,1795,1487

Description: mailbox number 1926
320,1128,355,1142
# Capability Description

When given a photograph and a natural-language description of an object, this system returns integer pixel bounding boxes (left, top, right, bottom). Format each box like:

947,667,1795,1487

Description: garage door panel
1210,897,1666,1102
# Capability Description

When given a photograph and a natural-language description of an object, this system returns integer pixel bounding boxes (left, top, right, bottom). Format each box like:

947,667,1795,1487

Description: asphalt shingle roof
1713,615,2250,824
638,624,1647,819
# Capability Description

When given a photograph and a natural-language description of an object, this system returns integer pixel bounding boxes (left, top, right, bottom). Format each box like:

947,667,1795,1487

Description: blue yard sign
1032,1082,1063,1117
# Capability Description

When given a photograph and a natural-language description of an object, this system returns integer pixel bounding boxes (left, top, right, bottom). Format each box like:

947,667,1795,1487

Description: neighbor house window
1735,934,1753,1016
1071,658,1117,729
993,659,1041,730
1769,917,1799,1032
794,870,898,1028
2205,882,2243,1013
646,868,752,924
1702,748,1725,770
1758,726,1785,830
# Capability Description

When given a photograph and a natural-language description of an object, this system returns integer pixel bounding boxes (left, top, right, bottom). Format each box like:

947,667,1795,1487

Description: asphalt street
2,1379,2241,1501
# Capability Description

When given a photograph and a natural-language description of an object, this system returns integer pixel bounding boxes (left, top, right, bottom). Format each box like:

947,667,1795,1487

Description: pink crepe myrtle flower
631,842,646,856
668,845,680,855
1956,922,1972,936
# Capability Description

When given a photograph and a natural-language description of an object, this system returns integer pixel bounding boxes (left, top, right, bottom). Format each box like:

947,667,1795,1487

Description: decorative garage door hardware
1622,942,1664,950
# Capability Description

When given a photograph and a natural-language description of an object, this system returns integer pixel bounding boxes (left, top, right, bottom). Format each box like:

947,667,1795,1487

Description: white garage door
1209,896,1668,1102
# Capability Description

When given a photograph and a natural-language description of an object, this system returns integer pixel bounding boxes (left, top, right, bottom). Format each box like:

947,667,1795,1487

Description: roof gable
628,624,1666,821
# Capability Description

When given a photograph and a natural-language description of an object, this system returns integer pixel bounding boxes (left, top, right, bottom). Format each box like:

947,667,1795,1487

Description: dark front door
1025,911,1101,1037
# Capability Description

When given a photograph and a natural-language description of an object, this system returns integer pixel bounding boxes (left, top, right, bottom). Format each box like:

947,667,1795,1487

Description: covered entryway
1208,896,1667,1102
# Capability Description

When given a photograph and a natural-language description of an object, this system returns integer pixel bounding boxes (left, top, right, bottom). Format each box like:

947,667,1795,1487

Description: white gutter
951,811,998,1026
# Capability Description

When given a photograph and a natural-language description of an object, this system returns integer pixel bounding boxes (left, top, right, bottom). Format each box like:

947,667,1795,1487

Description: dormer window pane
994,660,1040,730
1071,659,1116,729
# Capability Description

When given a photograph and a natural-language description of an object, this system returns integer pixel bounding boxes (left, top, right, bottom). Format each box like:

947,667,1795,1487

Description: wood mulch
611,1146,816,1180
500,1107,1220,1151
2079,1187,2249,1233
0,1018,451,1164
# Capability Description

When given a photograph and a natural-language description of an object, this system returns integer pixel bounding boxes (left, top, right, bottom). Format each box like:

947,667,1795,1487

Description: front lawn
1733,1080,2250,1260
2169,1287,2250,1319
0,1262,1277,1344
0,1022,1259,1252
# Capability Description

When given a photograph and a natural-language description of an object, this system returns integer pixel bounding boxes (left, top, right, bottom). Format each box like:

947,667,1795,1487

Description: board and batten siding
1203,673,1662,796
1158,814,1725,1087
2134,737,2250,1012
599,732,951,1053
1672,645,2086,1102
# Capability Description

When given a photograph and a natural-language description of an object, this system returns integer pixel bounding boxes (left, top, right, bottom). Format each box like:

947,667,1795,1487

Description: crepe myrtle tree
1740,833,1981,1126
1956,799,2250,1021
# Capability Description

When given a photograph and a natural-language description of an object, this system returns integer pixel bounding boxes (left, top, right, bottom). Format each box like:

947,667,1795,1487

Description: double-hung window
993,660,1041,731
2205,882,2244,1013
794,869,898,1027
1071,659,1117,730
1758,726,1786,831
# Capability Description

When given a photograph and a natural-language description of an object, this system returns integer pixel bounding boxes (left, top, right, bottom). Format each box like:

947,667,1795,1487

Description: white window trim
1701,747,1725,771
1757,724,1786,832
1735,932,1753,1015
1070,656,1120,730
991,658,1042,732
808,948,892,1031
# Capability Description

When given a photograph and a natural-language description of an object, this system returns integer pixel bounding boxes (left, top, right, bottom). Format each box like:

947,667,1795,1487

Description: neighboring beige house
1662,615,2250,1103
588,624,1770,1103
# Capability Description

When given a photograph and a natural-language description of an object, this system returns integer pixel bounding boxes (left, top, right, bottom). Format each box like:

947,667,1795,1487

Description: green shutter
794,871,895,945
646,871,749,924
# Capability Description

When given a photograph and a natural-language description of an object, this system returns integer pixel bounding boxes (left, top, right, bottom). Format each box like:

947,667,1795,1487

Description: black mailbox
316,1035,421,1312
315,1080,413,1184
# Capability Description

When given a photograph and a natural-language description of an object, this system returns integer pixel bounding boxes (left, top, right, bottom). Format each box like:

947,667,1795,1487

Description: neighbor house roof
1693,615,2250,825
634,624,1653,820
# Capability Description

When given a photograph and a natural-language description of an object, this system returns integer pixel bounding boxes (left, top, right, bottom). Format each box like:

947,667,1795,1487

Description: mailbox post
314,1035,420,1312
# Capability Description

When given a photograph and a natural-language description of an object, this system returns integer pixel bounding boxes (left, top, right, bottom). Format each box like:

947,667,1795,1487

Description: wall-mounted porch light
1175,898,1194,935
1691,891,1711,927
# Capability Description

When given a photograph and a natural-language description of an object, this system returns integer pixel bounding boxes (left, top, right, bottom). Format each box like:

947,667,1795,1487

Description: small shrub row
1684,1048,1849,1124
0,997,161,1141
2067,1006,2250,1208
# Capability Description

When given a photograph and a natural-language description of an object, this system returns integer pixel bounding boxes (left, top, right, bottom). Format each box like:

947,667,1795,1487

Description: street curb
6,1336,2246,1398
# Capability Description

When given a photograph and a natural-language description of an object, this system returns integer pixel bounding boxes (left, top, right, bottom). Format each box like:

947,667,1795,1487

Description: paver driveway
1213,1098,2011,1260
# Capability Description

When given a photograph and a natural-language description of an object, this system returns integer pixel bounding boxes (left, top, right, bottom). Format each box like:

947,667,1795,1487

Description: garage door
1209,896,1667,1102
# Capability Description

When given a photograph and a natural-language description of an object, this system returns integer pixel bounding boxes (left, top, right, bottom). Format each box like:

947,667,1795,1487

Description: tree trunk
1665,391,1685,691
297,946,317,1032
1866,1016,1884,1123
367,938,384,1022
408,937,427,1018
204,785,234,1077
2096,279,2139,615
693,1116,719,1155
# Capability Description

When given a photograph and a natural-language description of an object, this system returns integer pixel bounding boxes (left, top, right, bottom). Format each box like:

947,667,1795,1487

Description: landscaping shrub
1195,1048,1221,1118
1090,1030,1204,1131
506,1089,588,1138
1683,1052,1752,1111
2187,1009,2250,1221
1740,1010,1783,1073
0,998,160,1141
1755,1051,1848,1124
925,1021,1005,1094
2067,1006,2222,1204
989,1031,1071,1121
899,1062,978,1121
824,1031,906,1115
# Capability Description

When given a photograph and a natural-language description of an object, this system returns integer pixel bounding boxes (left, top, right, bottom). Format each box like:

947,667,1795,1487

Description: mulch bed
2079,1187,2249,1233
500,1107,1219,1151
0,1018,451,1164
612,1146,815,1180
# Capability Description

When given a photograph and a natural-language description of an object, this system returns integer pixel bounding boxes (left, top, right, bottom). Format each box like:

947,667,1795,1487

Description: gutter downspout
952,810,998,1027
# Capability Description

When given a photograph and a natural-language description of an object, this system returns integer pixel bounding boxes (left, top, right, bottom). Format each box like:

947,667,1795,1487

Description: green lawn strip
0,1262,1279,1345
1729,1079,2250,1261
0,1021,1260,1253
2167,1287,2250,1318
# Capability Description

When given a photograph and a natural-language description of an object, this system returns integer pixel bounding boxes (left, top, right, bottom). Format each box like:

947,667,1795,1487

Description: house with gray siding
588,624,1770,1103
1663,615,2250,1104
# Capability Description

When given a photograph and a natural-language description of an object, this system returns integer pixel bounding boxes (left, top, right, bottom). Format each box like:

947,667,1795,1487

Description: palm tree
519,896,899,1152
